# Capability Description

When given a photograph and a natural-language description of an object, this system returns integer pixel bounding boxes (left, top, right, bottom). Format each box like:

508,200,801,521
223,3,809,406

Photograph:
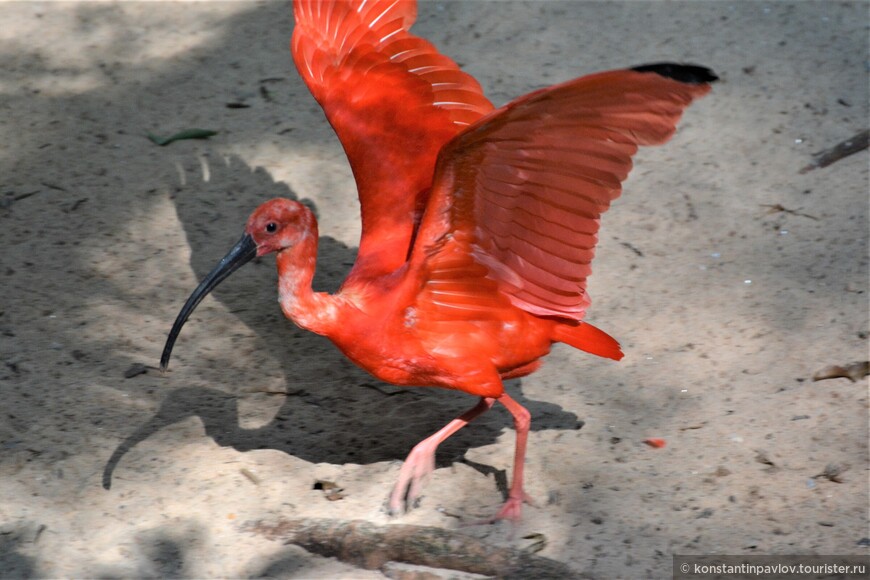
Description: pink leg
486,393,535,522
388,396,495,515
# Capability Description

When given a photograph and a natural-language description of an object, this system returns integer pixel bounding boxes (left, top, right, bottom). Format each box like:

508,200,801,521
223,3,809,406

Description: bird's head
159,198,314,371
245,198,316,256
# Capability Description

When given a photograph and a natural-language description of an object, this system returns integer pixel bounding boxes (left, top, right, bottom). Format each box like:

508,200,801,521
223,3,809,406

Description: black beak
160,233,257,371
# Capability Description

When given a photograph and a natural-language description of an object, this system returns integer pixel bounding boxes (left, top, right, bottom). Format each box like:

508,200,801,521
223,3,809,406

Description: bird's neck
275,229,339,336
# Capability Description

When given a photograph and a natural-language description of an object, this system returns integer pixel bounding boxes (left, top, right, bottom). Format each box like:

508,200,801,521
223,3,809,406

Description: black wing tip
631,62,719,85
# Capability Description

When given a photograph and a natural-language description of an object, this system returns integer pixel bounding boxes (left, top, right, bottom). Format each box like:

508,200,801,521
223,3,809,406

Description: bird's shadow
104,154,585,489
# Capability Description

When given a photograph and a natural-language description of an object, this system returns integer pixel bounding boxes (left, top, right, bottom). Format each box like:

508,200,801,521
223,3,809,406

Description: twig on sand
799,129,869,174
244,517,584,579
760,203,819,221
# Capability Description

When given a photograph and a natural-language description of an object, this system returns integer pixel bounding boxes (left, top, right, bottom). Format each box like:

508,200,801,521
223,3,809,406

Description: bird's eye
265,222,278,233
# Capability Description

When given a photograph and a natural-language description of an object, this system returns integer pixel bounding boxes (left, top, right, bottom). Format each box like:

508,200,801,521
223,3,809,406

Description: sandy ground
1,1,868,578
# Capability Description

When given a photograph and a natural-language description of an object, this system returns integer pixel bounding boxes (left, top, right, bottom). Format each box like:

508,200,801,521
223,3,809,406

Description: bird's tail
553,322,623,361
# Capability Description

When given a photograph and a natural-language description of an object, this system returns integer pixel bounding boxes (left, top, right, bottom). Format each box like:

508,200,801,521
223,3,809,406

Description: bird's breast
326,298,555,391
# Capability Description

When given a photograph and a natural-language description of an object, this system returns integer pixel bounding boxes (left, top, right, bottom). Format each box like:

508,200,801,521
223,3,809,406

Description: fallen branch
244,518,584,579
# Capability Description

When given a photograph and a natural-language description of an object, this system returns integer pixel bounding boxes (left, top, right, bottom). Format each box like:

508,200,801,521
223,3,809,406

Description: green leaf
147,128,218,146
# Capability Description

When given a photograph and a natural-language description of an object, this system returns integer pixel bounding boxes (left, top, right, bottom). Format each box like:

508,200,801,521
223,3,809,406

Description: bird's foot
465,489,536,526
491,491,535,522
387,441,437,516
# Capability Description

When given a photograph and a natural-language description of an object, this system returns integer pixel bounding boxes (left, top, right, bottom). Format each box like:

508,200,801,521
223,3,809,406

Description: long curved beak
160,233,257,371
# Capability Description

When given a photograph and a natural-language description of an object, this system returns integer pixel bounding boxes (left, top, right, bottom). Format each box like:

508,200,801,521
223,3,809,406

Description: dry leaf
812,361,869,383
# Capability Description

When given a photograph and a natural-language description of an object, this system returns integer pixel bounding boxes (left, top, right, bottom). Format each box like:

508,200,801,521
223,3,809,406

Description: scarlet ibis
159,0,716,522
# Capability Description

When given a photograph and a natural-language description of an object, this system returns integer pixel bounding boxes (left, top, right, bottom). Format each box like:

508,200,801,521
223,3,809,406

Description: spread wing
410,65,716,322
291,0,494,278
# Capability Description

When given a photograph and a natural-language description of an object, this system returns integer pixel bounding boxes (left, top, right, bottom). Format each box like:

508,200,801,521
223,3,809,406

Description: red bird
160,0,715,522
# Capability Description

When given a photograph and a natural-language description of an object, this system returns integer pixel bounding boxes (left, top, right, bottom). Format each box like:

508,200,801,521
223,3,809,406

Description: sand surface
1,1,867,578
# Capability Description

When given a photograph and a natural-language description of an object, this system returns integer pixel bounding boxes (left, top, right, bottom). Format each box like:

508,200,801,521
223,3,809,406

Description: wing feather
291,0,493,278
412,66,714,321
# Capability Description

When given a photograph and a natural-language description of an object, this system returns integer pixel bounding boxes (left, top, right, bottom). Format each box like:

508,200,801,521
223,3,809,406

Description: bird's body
159,0,716,521
259,196,621,398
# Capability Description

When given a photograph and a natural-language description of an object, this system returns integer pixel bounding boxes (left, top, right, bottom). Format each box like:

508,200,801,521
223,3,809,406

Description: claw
388,441,437,515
